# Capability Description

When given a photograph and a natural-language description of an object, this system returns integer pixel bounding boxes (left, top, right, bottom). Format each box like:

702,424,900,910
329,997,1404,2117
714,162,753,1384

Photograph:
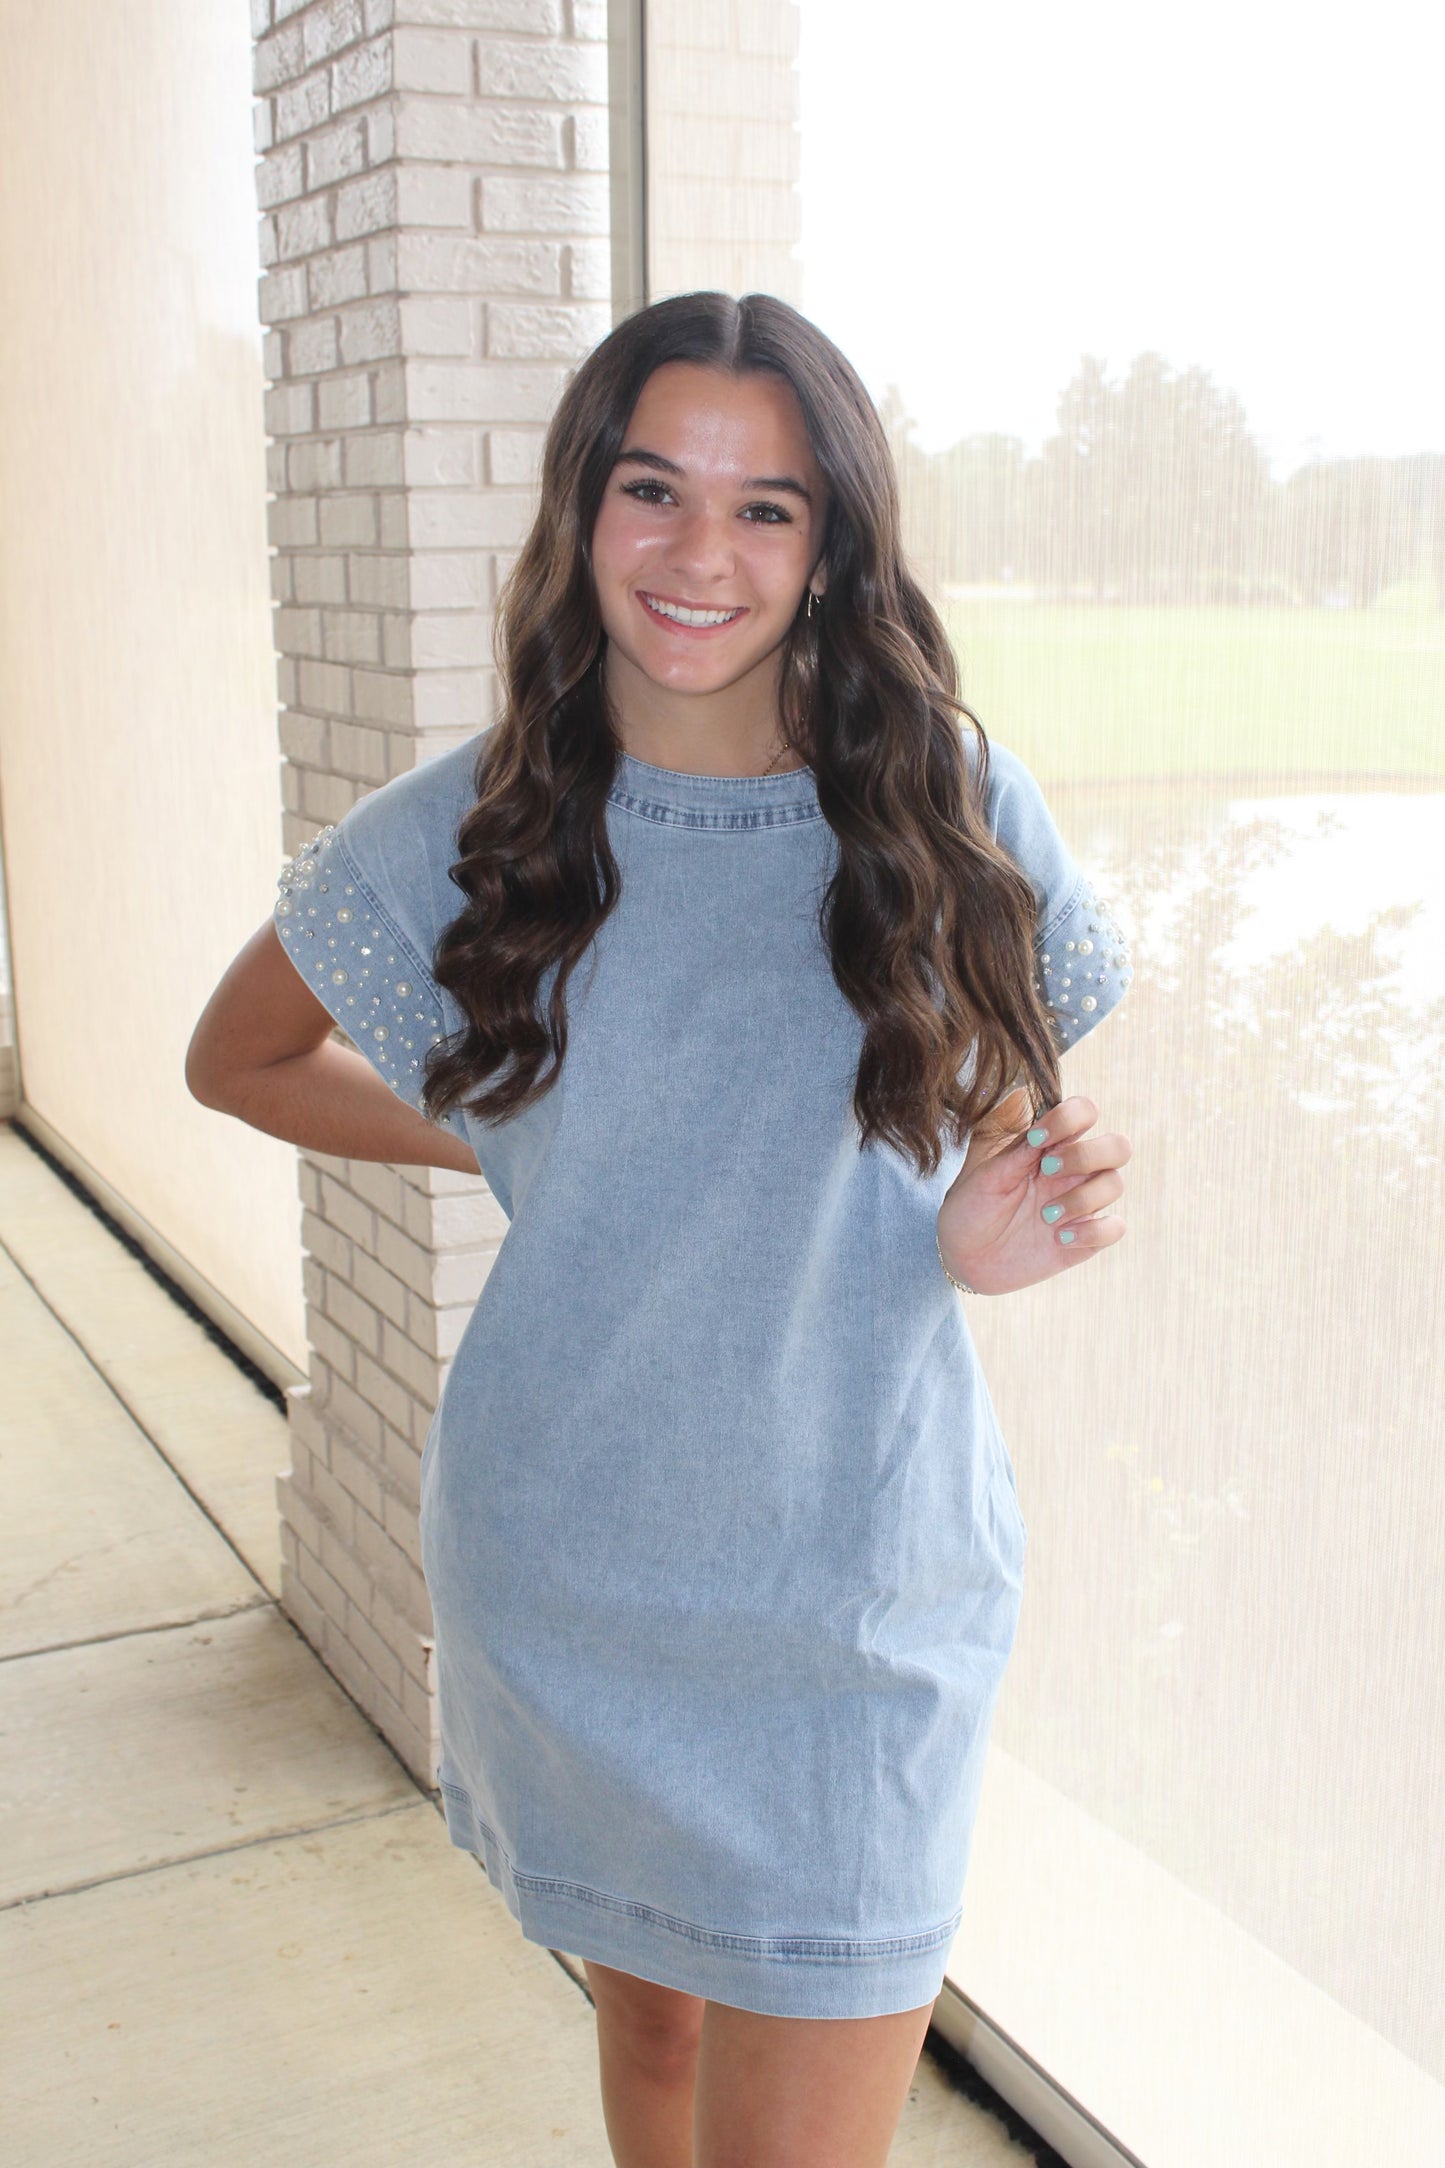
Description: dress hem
437,1779,960,2020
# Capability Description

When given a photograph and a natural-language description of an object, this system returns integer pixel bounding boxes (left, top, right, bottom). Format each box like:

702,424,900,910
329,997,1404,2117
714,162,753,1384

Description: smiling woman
423,294,1084,1163
188,288,1132,2168
590,362,828,774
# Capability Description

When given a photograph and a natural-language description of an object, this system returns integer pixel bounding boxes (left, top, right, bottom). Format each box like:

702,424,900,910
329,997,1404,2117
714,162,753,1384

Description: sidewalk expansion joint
0,1796,428,1915
0,1596,276,1668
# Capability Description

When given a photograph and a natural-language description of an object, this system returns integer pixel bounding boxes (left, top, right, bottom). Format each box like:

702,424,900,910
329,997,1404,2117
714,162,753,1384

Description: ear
809,561,828,600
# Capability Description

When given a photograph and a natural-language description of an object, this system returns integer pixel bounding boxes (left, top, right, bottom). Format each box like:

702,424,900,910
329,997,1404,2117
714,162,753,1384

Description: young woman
187,290,1133,2167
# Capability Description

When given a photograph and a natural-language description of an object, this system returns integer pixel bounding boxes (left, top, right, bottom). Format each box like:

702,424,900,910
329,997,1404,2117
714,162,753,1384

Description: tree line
883,354,1445,608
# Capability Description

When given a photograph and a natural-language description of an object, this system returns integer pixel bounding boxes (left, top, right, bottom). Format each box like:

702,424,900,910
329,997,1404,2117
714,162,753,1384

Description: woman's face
590,361,828,707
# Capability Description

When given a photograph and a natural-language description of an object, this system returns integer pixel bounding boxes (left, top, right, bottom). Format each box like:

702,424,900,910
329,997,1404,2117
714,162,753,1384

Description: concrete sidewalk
0,1121,1036,2166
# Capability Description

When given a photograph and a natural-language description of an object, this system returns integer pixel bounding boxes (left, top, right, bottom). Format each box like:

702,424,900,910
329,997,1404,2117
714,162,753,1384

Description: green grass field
942,596,1445,784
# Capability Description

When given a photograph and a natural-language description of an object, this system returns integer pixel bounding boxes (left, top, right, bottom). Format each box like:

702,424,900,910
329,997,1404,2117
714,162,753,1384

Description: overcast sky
797,0,1442,475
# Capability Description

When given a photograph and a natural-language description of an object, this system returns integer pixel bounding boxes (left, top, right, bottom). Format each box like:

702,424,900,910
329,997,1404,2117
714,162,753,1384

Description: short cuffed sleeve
977,738,1133,1053
274,822,453,1115
272,735,489,1127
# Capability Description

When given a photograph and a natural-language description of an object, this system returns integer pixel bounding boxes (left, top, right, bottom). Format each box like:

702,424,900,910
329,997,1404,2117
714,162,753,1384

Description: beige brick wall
251,0,608,1784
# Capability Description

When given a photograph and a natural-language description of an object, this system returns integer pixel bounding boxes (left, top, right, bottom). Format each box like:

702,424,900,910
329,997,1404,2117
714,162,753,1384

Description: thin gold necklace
603,649,800,777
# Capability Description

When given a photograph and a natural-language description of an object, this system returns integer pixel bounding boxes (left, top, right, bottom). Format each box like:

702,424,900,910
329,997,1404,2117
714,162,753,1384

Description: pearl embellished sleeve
1031,872,1133,1053
274,820,456,1120
979,738,1134,1053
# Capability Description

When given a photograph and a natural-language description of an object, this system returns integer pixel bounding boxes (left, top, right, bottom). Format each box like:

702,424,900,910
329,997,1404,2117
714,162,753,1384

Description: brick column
250,0,610,1783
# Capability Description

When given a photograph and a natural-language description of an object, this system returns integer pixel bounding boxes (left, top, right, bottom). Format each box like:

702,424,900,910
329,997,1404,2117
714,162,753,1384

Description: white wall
0,0,305,1371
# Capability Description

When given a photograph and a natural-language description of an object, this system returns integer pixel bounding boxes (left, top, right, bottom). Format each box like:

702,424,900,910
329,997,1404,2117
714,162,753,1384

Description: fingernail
1041,1154,1063,1175
1042,1203,1064,1224
1058,1229,1076,1244
1027,1126,1048,1146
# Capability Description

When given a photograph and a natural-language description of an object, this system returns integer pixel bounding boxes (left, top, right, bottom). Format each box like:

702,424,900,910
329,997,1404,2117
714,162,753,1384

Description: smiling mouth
638,591,747,630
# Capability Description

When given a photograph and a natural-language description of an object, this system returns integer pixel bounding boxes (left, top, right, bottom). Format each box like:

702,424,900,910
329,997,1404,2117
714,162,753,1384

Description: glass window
644,6,1445,2161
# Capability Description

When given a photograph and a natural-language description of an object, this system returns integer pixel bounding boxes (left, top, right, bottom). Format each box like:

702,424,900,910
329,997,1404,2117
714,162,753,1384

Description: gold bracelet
936,1227,981,1296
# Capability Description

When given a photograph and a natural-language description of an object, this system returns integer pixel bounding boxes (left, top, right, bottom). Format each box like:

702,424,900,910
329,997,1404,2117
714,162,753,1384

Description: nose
661,502,738,587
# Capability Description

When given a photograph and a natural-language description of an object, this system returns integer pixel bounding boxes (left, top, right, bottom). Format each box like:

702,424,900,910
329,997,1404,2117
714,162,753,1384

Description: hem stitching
439,1780,963,1965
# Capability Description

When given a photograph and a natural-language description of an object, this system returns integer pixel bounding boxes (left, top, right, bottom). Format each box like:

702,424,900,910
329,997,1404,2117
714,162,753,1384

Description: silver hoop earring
806,589,820,622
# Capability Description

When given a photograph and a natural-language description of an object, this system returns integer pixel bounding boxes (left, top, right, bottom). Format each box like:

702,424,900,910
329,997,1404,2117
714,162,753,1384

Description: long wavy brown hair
425,290,1061,1177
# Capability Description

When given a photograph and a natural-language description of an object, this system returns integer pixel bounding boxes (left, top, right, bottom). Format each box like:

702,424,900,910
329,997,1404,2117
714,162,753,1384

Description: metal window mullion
607,0,647,323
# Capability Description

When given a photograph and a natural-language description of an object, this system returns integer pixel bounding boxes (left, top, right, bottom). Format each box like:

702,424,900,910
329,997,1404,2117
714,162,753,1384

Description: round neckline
610,748,820,815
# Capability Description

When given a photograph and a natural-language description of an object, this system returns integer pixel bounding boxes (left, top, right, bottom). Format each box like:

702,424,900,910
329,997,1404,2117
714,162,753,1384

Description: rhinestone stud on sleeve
275,824,450,1104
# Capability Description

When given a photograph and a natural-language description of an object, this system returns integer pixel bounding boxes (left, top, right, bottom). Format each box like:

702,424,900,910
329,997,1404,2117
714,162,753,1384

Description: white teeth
643,594,742,627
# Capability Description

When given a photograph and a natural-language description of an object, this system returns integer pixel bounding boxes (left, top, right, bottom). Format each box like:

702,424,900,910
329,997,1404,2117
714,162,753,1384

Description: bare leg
692,1998,936,2168
584,1958,706,2168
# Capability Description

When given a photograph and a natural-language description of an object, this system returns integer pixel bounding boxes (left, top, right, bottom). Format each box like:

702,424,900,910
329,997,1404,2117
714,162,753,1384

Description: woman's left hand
936,1093,1132,1296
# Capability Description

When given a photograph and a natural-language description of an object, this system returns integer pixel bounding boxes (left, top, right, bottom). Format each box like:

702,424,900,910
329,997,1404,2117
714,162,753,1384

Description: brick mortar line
283,1550,433,1729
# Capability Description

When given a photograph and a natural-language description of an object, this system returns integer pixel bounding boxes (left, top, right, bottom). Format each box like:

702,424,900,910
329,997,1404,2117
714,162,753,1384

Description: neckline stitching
606,788,825,830
616,749,814,788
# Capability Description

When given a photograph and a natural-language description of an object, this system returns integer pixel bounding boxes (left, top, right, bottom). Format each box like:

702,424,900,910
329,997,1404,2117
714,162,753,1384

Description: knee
619,2004,706,2086
586,1962,705,2083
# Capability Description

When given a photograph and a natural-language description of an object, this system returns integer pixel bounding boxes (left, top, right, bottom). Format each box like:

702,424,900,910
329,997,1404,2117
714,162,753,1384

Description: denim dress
273,726,1131,2018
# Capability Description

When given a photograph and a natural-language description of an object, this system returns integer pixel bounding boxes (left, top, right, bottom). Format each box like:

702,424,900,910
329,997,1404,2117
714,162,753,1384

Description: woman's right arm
185,919,480,1175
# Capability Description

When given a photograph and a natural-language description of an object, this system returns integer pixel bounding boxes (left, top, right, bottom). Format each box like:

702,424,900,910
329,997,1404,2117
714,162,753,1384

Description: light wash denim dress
274,724,1131,2017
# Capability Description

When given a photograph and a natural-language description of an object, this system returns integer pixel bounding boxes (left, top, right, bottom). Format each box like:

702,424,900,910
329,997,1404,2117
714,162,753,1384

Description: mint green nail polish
1027,1126,1048,1146
1041,1154,1062,1175
1058,1228,1076,1244
1042,1203,1064,1224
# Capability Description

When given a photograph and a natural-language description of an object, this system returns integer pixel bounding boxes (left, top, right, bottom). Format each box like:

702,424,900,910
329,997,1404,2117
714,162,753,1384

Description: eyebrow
614,447,814,503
